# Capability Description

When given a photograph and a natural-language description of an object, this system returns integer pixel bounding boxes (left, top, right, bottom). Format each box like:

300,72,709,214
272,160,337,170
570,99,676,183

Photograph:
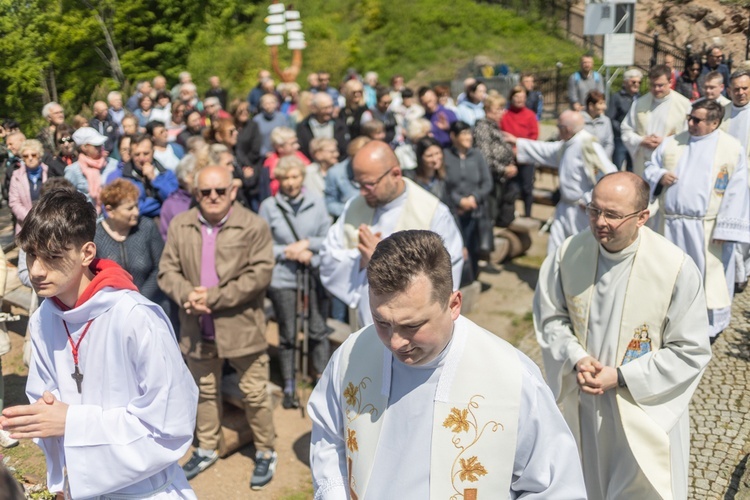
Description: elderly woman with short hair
263,126,310,196
95,179,166,307
259,155,331,409
8,139,50,234
159,154,197,241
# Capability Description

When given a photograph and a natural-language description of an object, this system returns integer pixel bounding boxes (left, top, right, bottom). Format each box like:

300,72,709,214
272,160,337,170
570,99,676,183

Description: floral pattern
445,395,503,500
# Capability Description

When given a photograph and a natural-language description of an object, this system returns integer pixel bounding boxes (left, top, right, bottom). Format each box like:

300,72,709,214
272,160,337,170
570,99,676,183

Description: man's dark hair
450,120,471,136
401,88,414,99
375,86,391,103
130,133,153,148
692,99,724,123
17,188,96,259
648,64,671,82
730,69,750,84
145,120,166,137
417,86,433,99
367,230,453,305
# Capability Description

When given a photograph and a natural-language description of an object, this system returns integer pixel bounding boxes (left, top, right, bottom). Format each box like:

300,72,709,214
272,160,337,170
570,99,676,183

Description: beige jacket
158,204,273,359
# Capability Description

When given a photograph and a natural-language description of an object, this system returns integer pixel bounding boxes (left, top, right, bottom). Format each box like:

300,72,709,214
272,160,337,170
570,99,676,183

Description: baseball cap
72,127,107,147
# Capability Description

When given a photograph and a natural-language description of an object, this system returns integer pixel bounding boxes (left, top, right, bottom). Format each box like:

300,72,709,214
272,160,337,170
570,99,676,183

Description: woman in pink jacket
9,139,49,234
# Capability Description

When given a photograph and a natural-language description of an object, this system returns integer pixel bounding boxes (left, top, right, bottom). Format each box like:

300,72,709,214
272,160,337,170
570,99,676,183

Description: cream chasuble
534,228,712,500
621,91,691,176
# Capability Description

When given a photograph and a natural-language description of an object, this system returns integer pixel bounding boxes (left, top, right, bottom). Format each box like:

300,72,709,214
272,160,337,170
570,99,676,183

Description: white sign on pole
584,0,635,35
604,33,635,66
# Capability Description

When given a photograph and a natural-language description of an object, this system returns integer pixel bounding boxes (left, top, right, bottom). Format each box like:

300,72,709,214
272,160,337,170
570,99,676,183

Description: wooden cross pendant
71,365,84,393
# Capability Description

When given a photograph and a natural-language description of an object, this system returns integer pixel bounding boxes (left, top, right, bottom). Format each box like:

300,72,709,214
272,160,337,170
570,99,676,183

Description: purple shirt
159,188,192,241
198,210,230,340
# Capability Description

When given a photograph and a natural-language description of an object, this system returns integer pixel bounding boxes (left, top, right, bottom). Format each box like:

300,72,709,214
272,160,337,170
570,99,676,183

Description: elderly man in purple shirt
419,86,458,148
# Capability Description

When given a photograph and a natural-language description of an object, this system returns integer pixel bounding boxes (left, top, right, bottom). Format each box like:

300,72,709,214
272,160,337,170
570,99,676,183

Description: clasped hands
284,239,313,266
0,391,68,439
575,356,618,395
184,286,211,315
358,225,382,270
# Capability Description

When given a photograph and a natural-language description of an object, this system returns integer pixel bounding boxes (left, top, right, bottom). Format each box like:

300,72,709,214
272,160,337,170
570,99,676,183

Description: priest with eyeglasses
534,171,712,499
644,99,750,340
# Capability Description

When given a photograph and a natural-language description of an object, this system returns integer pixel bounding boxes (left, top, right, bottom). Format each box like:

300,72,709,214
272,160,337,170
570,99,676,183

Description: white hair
179,71,192,83
41,102,60,119
204,96,222,109
623,68,643,81
107,91,122,103
175,154,197,184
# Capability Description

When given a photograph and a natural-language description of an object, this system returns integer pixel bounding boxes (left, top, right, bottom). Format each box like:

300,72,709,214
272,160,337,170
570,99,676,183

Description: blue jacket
324,159,359,219
107,160,178,218
64,158,119,206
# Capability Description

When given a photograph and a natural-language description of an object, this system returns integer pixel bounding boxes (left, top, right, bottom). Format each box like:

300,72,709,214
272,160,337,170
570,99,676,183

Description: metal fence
478,0,743,116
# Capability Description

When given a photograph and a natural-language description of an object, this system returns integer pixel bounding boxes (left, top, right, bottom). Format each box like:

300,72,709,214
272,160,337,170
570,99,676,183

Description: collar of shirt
198,209,231,235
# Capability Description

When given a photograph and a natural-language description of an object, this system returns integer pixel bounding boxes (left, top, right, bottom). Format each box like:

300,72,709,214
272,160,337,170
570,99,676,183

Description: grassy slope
186,0,585,99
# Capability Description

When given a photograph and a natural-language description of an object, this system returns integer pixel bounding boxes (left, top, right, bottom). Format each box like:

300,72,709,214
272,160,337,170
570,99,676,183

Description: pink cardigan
9,163,49,234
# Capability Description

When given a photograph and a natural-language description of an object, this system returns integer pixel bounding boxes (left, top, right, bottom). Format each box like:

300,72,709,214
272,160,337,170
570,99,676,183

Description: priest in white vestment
311,230,587,499
534,172,711,500
621,64,691,176
504,110,616,254
720,69,750,289
644,99,750,338
319,141,463,327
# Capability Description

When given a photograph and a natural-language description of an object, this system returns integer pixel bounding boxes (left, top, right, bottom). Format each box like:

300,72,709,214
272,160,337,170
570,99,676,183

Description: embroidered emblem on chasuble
343,377,380,500
714,166,729,196
621,324,653,365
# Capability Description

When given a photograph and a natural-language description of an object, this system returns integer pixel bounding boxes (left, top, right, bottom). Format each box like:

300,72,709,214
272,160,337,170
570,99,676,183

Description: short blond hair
406,118,432,142
270,126,297,148
274,155,306,180
309,137,338,157
19,139,45,158
484,94,506,112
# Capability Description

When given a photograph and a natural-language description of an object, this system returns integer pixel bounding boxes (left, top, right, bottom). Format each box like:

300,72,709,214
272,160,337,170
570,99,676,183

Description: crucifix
71,365,84,393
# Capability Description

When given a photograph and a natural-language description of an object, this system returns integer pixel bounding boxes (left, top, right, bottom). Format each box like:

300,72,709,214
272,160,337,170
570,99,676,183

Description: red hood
52,258,139,311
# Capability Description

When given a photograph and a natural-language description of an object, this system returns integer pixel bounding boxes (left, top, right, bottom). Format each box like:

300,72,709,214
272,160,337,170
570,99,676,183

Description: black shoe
251,450,278,490
283,391,299,409
182,450,219,480
735,281,747,294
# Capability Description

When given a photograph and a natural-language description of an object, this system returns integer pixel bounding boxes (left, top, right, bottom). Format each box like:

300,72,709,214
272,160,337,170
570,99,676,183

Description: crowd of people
0,43,746,498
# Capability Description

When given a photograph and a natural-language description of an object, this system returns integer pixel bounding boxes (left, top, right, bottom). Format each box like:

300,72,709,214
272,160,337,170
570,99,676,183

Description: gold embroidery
343,376,379,500
346,428,359,452
443,408,471,433
446,395,504,499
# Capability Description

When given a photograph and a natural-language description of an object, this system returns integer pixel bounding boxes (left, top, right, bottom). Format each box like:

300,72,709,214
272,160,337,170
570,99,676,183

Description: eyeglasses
199,186,230,197
686,115,705,124
22,153,39,159
352,90,364,95
585,204,643,222
58,137,73,144
351,167,394,191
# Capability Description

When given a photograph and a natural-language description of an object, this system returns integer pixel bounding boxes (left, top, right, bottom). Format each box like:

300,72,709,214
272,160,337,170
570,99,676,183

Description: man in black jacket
296,93,349,160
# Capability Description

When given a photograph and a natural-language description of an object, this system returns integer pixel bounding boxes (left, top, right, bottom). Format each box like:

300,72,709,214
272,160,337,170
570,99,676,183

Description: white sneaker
0,429,19,448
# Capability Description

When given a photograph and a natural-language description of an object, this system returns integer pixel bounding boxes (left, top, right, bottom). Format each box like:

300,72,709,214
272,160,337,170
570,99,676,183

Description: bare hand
0,391,68,438
358,225,382,269
660,172,678,187
501,131,517,145
641,135,663,149
242,166,254,179
284,240,310,261
459,196,478,212
297,249,313,265
504,164,518,179
184,286,211,315
141,162,156,180
436,112,450,131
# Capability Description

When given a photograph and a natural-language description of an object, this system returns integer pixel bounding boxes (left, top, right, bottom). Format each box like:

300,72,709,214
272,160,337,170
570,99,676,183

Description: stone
703,11,726,30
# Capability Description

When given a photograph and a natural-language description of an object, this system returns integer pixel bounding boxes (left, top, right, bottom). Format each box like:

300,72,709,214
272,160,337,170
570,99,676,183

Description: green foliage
0,0,583,133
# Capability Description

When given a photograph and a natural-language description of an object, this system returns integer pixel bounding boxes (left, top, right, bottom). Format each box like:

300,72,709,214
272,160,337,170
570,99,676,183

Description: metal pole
555,61,563,115
650,32,659,68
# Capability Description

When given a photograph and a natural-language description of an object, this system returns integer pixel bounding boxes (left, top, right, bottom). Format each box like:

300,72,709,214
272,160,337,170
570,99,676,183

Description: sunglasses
199,186,229,197
58,136,74,144
22,153,39,159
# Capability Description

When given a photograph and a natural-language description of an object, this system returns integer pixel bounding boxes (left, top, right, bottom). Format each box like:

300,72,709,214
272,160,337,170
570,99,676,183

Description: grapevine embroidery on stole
442,395,504,500
343,378,380,500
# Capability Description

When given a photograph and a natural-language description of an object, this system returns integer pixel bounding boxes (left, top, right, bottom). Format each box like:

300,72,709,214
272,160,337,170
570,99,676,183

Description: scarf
77,154,107,208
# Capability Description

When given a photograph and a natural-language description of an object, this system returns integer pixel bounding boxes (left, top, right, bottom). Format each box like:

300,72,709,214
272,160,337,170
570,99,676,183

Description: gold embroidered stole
559,227,684,500
339,318,521,499
660,130,740,309
342,177,440,250
633,92,691,176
